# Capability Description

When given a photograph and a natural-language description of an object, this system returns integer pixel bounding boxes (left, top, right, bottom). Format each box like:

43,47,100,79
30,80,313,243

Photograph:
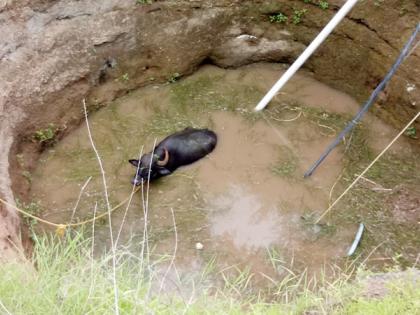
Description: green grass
0,232,418,314
342,276,420,315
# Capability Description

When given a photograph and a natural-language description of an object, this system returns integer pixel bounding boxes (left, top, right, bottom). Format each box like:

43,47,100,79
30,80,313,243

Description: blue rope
304,22,420,178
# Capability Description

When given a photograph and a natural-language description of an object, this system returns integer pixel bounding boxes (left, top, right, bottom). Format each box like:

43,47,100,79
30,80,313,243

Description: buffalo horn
157,148,169,166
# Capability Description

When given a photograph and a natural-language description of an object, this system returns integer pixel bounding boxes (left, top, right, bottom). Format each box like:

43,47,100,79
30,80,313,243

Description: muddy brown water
30,63,409,284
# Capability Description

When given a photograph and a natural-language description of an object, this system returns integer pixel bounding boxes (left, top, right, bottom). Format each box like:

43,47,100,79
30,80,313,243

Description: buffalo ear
128,159,139,167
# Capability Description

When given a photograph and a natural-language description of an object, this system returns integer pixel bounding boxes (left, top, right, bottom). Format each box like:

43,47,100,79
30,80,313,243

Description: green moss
140,110,205,137
170,74,264,115
272,161,297,177
301,106,350,132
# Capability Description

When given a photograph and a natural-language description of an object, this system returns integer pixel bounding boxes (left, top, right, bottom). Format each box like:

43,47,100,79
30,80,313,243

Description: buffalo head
129,147,170,185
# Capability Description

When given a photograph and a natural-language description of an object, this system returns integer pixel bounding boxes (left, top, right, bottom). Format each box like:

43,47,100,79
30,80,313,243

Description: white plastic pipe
255,0,360,111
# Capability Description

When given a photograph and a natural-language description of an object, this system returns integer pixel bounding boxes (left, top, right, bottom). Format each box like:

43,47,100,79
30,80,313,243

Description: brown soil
389,186,420,224
0,0,419,261
361,268,420,298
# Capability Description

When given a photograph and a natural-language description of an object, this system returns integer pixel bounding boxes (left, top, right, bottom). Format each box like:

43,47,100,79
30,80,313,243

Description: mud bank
0,0,419,260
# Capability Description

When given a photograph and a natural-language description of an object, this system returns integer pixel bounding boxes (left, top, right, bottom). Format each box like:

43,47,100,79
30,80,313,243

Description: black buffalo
129,127,217,185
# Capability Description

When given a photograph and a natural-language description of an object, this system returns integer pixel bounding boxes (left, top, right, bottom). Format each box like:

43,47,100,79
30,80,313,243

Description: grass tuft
0,233,418,314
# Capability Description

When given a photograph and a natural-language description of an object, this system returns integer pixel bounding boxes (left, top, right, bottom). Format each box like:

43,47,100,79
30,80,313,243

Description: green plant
16,154,25,167
21,170,32,183
15,199,42,228
136,0,152,4
318,1,329,9
121,73,129,82
292,9,307,24
168,72,181,83
269,12,288,23
34,124,57,144
399,6,408,16
405,126,417,139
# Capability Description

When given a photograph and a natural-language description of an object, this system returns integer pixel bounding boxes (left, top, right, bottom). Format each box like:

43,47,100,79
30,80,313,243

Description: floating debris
347,223,365,256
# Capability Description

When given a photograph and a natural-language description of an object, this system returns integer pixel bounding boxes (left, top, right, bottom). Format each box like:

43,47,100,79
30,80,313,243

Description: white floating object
347,223,364,256
195,242,204,250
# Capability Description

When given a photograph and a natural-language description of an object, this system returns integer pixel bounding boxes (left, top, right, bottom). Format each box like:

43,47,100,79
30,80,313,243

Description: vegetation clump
34,124,58,145
269,13,288,24
136,0,152,4
168,72,181,83
405,126,417,139
292,9,308,25
15,199,42,229
318,1,329,10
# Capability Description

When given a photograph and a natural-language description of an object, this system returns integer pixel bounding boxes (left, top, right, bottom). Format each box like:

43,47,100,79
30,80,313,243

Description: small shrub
15,199,42,228
318,1,329,9
168,72,181,83
121,73,129,82
34,124,57,145
269,13,288,24
405,126,417,139
292,9,307,24
21,170,32,183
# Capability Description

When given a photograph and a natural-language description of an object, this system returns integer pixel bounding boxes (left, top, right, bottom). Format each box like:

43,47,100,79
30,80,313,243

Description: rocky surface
360,268,420,298
0,0,419,260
